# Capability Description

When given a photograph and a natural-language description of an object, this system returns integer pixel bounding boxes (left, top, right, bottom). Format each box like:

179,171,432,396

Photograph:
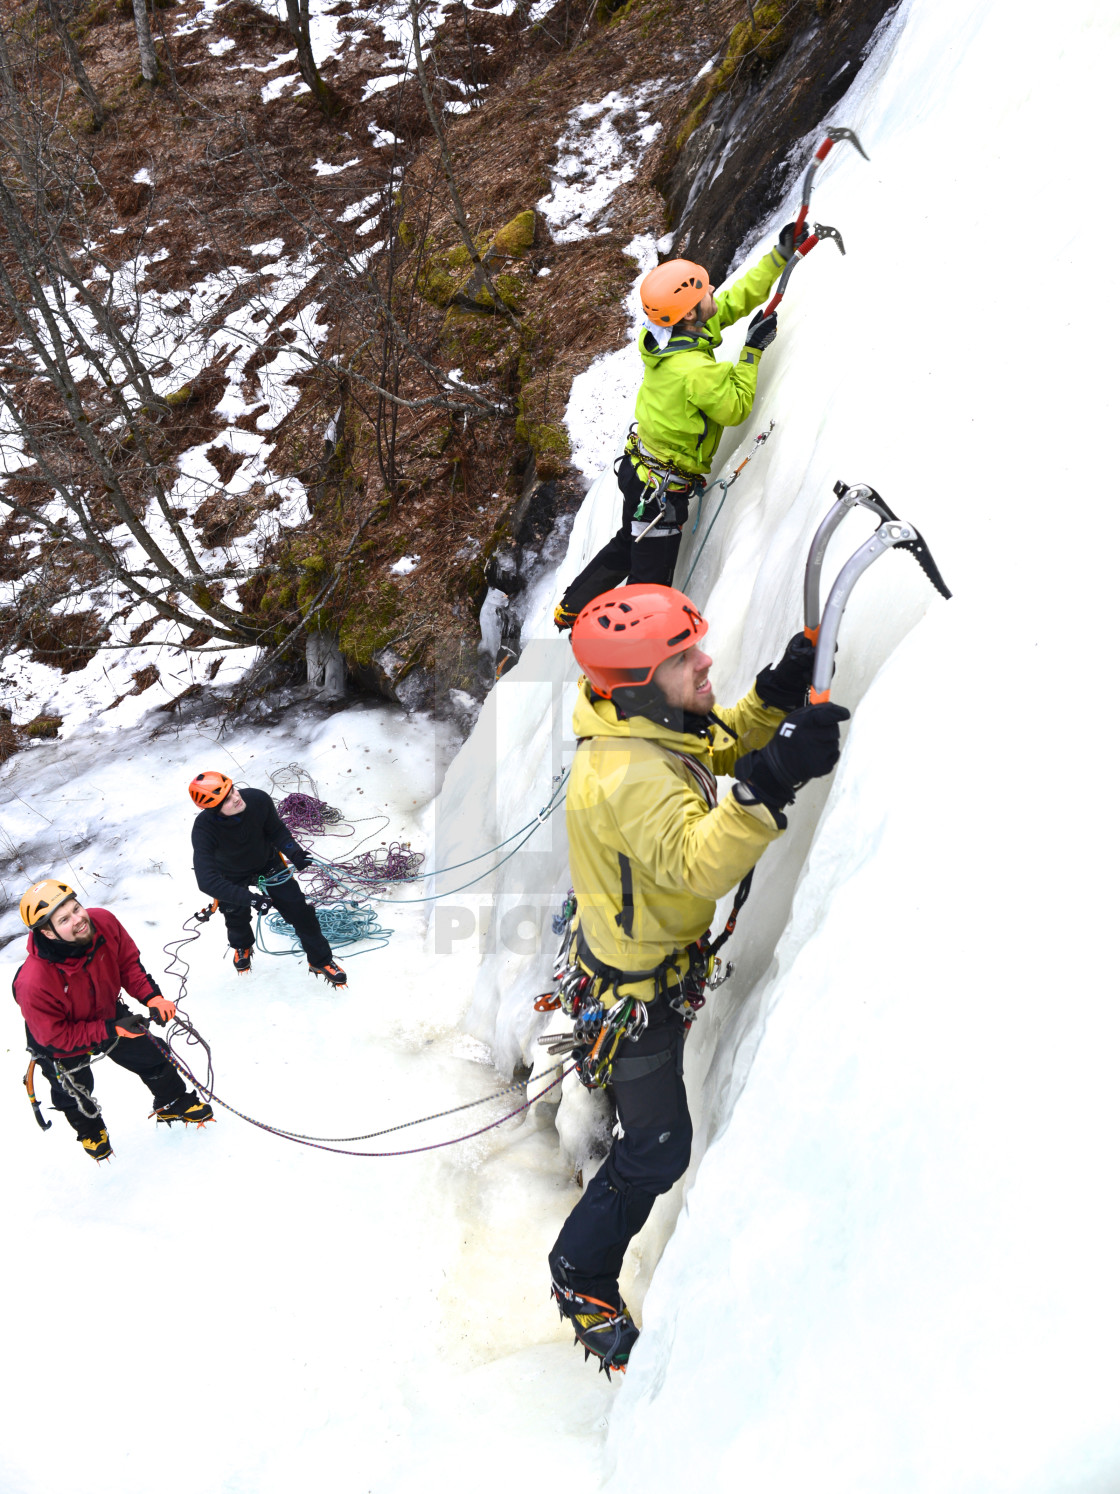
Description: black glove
734,703,851,808
112,1011,151,1037
286,848,311,872
755,633,815,712
745,310,777,352
777,220,811,261
249,893,272,915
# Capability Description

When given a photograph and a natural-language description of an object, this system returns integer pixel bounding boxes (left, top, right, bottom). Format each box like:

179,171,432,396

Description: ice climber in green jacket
553,225,806,630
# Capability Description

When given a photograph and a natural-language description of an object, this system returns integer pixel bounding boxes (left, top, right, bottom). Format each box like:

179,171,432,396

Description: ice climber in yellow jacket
553,224,807,630
548,584,849,1374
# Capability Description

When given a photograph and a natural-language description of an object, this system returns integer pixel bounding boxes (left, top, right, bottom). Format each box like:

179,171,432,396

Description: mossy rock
337,581,401,662
674,7,791,154
441,305,507,369
163,383,194,409
490,211,535,257
417,261,458,308
475,272,523,312
23,715,62,739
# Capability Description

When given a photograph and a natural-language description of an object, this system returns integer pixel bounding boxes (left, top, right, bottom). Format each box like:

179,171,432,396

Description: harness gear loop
51,1050,109,1120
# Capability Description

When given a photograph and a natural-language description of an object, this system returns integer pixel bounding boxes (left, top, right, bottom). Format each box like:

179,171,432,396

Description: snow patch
537,85,664,244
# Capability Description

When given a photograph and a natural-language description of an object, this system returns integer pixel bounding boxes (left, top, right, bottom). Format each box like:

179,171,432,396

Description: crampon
152,1092,215,1127
552,1280,639,1379
309,961,347,989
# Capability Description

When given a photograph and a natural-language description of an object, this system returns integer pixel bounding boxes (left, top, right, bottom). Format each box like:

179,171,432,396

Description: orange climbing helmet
570,585,708,698
639,259,712,327
20,878,77,930
189,771,233,809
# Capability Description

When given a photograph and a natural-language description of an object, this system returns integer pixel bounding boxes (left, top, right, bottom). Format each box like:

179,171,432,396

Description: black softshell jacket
191,787,304,907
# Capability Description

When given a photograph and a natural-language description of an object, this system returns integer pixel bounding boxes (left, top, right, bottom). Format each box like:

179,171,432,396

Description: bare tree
0,50,262,649
283,0,341,118
132,0,159,85
40,0,106,127
408,0,518,327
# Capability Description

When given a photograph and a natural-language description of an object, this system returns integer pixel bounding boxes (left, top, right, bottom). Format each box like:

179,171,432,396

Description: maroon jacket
13,908,161,1056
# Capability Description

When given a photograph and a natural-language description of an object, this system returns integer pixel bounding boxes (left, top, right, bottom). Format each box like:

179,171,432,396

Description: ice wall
434,0,1120,1482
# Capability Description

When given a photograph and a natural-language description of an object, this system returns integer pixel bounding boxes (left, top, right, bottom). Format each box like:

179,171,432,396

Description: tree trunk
42,0,105,126
132,0,159,84
283,0,341,117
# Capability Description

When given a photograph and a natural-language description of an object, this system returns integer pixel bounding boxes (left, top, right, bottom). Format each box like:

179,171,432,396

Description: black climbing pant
221,854,332,967
44,1018,187,1137
549,1003,692,1309
559,455,696,618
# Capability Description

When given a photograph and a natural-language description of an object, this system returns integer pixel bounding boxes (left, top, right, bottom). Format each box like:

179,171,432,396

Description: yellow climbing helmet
20,878,77,930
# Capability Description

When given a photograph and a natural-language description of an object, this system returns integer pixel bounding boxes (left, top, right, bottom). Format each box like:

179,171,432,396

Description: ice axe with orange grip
804,481,951,704
24,1059,51,1131
762,126,868,318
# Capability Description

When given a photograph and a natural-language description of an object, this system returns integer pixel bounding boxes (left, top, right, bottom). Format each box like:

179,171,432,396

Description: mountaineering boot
309,961,347,989
553,600,580,632
232,947,253,974
551,1276,639,1379
152,1091,215,1126
78,1127,113,1162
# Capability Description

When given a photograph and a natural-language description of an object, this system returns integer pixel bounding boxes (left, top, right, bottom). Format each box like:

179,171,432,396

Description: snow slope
0,705,620,1493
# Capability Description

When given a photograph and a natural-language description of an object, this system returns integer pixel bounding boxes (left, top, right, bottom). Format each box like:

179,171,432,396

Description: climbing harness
624,426,704,545
533,872,746,1088
680,421,774,591
761,126,869,319
803,480,952,702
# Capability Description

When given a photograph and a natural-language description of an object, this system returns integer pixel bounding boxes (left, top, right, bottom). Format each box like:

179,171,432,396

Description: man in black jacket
188,772,346,987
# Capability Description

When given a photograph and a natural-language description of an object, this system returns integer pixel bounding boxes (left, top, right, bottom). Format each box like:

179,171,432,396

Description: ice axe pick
803,481,951,704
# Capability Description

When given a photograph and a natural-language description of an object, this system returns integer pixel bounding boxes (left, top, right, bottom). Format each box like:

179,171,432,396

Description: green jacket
634,245,785,477
565,678,786,1003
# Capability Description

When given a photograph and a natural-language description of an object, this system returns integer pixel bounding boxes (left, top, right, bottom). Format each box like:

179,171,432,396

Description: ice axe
23,1059,51,1131
803,481,951,704
762,125,868,317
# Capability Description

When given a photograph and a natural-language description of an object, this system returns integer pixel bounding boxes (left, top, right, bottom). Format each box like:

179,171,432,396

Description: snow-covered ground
0,705,619,1492
4,0,1120,1488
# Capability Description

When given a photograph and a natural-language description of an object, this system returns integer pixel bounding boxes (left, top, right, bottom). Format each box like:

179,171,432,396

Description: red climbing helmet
640,259,711,326
189,771,233,809
570,585,708,698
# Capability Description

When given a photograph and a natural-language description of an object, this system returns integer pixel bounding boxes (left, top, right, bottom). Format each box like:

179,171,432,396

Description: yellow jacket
565,679,786,1003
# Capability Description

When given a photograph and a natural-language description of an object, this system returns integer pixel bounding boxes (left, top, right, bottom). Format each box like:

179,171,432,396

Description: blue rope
255,900,393,958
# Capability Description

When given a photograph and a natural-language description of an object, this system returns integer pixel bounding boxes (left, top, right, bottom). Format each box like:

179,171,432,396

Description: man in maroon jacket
14,878,213,1161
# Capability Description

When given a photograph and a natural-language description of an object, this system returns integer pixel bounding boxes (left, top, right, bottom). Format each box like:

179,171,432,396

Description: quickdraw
761,126,869,319
680,421,774,591
804,480,952,703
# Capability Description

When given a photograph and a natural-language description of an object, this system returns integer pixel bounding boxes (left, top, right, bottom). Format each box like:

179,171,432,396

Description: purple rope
276,791,424,896
277,792,347,845
162,1029,571,1157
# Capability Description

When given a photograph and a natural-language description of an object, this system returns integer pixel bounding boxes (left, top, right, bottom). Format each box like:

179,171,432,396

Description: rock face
306,630,347,701
663,0,901,285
